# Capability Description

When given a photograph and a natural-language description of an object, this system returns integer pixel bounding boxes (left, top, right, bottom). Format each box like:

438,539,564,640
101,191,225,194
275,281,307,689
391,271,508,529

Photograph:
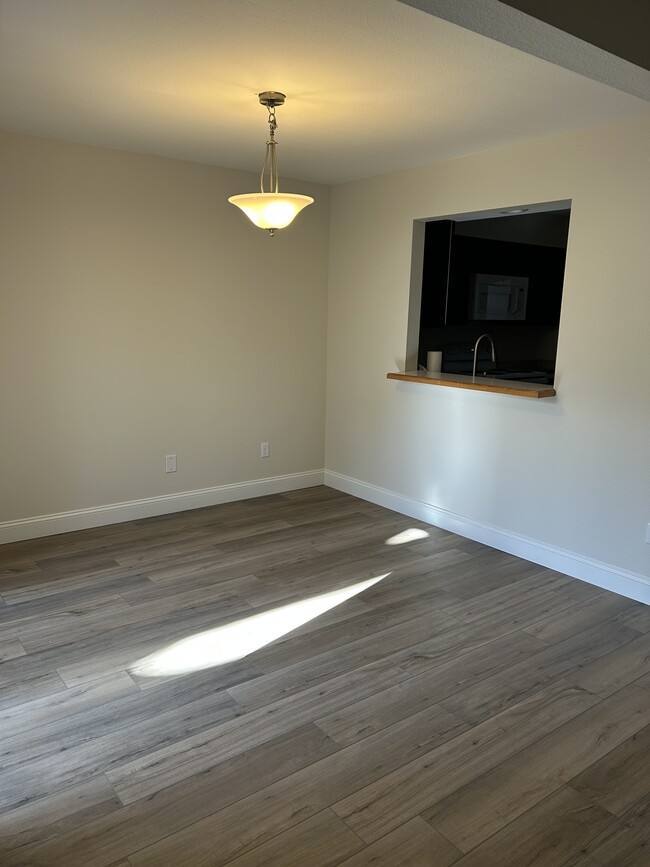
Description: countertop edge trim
386,372,556,399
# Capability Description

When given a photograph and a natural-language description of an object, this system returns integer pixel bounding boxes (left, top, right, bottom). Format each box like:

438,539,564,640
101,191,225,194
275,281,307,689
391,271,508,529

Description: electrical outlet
165,454,177,473
646,523,650,544
260,442,270,458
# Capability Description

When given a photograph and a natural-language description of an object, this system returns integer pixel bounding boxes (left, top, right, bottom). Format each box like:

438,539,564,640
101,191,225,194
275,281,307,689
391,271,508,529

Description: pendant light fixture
228,92,314,236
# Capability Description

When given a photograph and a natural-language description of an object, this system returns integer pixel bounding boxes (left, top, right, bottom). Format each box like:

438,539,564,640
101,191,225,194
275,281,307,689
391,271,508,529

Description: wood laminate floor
1,486,649,866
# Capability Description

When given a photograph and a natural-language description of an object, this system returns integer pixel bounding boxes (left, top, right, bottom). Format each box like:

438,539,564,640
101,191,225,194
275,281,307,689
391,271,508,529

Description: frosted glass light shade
228,192,314,230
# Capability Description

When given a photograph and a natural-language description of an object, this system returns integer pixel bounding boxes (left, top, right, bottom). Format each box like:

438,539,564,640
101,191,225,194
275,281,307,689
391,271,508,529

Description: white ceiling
0,0,648,185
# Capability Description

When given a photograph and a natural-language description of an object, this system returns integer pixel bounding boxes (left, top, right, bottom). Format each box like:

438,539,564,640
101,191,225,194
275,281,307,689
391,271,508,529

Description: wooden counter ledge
387,371,556,399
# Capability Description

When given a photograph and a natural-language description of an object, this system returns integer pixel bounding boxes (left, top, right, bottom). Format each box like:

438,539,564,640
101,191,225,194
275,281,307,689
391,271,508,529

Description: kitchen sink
452,368,551,383
480,369,550,382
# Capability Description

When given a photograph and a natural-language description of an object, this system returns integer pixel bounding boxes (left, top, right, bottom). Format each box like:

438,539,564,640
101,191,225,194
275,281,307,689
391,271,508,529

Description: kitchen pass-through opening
407,200,572,385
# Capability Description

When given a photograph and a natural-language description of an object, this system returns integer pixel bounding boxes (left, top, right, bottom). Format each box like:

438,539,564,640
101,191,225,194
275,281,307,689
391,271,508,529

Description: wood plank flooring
1,486,649,866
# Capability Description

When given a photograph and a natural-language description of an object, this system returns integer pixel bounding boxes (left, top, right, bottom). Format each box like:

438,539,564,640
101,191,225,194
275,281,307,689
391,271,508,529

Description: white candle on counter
426,351,442,373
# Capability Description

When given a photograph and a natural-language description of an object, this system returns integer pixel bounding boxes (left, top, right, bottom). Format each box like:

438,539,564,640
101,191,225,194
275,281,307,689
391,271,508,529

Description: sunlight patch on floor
384,528,429,545
130,573,390,677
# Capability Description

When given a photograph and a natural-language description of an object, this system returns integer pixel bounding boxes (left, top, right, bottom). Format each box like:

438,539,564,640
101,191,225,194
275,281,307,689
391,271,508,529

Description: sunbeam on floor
384,528,430,545
130,572,390,677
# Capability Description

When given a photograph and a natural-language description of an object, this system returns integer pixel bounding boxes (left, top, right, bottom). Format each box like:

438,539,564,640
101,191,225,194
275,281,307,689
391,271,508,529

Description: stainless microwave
469,273,528,321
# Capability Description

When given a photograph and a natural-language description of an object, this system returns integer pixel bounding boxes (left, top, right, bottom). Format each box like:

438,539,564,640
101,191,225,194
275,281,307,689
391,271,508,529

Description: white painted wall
325,114,650,587
0,132,329,529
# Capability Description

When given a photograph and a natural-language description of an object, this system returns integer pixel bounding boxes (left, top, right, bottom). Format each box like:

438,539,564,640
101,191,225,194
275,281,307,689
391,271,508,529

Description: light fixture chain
267,104,277,138
260,104,279,194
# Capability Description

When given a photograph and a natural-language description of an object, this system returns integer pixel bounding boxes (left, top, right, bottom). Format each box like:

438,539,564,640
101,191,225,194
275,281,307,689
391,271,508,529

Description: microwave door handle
509,288,521,315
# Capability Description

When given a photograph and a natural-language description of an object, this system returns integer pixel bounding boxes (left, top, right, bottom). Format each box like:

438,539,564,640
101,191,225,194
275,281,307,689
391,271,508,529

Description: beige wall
326,114,650,580
0,131,330,523
3,117,649,588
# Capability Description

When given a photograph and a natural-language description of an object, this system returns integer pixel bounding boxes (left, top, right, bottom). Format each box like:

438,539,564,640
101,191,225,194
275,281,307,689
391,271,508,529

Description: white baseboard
325,470,650,605
5,467,649,606
0,470,325,545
